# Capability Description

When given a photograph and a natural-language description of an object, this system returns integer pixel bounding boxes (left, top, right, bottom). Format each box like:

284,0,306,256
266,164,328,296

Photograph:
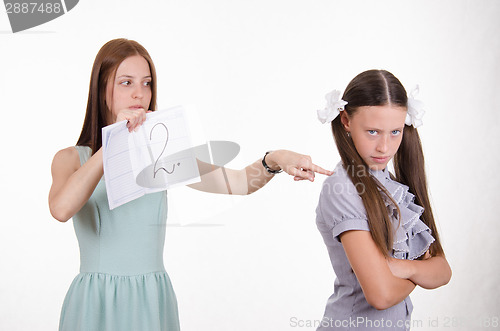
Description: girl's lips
129,105,144,109
372,156,389,164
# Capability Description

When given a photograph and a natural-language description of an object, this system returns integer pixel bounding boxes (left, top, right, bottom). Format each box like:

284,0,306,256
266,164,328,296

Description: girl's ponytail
332,116,396,257
393,126,445,257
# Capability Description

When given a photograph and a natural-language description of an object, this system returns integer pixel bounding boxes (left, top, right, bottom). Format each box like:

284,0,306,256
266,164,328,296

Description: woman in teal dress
48,38,331,331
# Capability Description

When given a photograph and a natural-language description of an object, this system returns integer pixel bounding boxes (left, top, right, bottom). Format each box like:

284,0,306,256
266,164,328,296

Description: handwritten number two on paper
149,123,179,178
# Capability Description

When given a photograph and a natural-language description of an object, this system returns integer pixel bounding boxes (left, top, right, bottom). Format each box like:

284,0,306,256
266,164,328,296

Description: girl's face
341,105,407,171
105,55,152,123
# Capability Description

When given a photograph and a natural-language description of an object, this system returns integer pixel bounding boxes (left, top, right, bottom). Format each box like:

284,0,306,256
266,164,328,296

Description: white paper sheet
102,105,200,210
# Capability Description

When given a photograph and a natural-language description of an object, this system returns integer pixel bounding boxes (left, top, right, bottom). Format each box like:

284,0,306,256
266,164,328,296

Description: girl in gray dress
315,70,451,330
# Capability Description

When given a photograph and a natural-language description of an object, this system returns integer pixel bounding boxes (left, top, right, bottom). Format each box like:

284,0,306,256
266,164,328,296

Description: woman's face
341,105,407,170
105,55,152,123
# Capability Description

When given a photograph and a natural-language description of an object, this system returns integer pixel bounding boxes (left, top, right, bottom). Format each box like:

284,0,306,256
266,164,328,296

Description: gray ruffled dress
315,162,435,331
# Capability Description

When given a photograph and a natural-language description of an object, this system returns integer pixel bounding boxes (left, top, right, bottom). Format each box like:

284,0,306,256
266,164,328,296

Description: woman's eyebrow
116,75,152,79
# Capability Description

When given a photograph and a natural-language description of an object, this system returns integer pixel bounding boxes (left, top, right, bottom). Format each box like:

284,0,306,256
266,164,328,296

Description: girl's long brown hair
332,69,444,258
77,38,158,154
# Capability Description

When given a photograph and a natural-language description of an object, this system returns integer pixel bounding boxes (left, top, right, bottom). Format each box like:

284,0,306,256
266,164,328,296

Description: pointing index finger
306,163,334,176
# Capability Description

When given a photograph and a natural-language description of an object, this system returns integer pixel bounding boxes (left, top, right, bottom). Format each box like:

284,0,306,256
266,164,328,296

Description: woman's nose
132,85,143,99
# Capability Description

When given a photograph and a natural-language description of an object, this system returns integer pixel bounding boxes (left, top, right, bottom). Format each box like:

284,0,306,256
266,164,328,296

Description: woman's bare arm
48,147,104,222
188,150,333,195
49,108,150,222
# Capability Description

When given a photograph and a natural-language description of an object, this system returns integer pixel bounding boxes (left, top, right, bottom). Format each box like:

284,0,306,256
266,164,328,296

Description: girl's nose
376,136,389,154
132,85,143,99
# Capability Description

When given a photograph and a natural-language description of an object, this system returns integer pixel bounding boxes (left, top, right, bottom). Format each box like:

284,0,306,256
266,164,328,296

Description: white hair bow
317,86,425,128
406,85,425,128
317,90,348,124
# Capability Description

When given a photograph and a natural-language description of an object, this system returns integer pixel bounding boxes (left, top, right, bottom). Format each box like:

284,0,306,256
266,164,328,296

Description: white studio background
1,0,499,330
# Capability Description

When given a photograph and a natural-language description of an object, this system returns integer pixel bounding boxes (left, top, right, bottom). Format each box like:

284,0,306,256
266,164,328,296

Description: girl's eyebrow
364,126,404,132
364,126,382,131
116,75,152,79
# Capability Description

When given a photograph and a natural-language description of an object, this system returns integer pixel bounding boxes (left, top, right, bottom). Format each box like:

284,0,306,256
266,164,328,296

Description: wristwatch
262,151,283,174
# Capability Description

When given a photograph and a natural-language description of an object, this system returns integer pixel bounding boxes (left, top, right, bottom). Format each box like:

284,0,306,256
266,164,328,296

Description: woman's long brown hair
332,69,444,258
76,38,158,154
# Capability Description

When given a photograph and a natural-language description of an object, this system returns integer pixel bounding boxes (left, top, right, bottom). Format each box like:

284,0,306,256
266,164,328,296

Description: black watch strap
262,151,283,174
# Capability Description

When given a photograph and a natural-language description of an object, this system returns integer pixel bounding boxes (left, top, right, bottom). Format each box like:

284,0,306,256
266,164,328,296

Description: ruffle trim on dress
376,174,435,260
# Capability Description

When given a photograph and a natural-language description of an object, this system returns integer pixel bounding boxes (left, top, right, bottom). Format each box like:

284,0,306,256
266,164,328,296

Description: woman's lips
129,105,144,110
372,156,389,164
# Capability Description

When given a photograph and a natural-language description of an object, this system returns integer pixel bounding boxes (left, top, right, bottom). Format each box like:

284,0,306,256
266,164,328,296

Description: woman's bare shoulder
52,146,80,172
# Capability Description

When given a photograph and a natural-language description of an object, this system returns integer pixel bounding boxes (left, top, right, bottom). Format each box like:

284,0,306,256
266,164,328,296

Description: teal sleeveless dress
59,146,180,331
